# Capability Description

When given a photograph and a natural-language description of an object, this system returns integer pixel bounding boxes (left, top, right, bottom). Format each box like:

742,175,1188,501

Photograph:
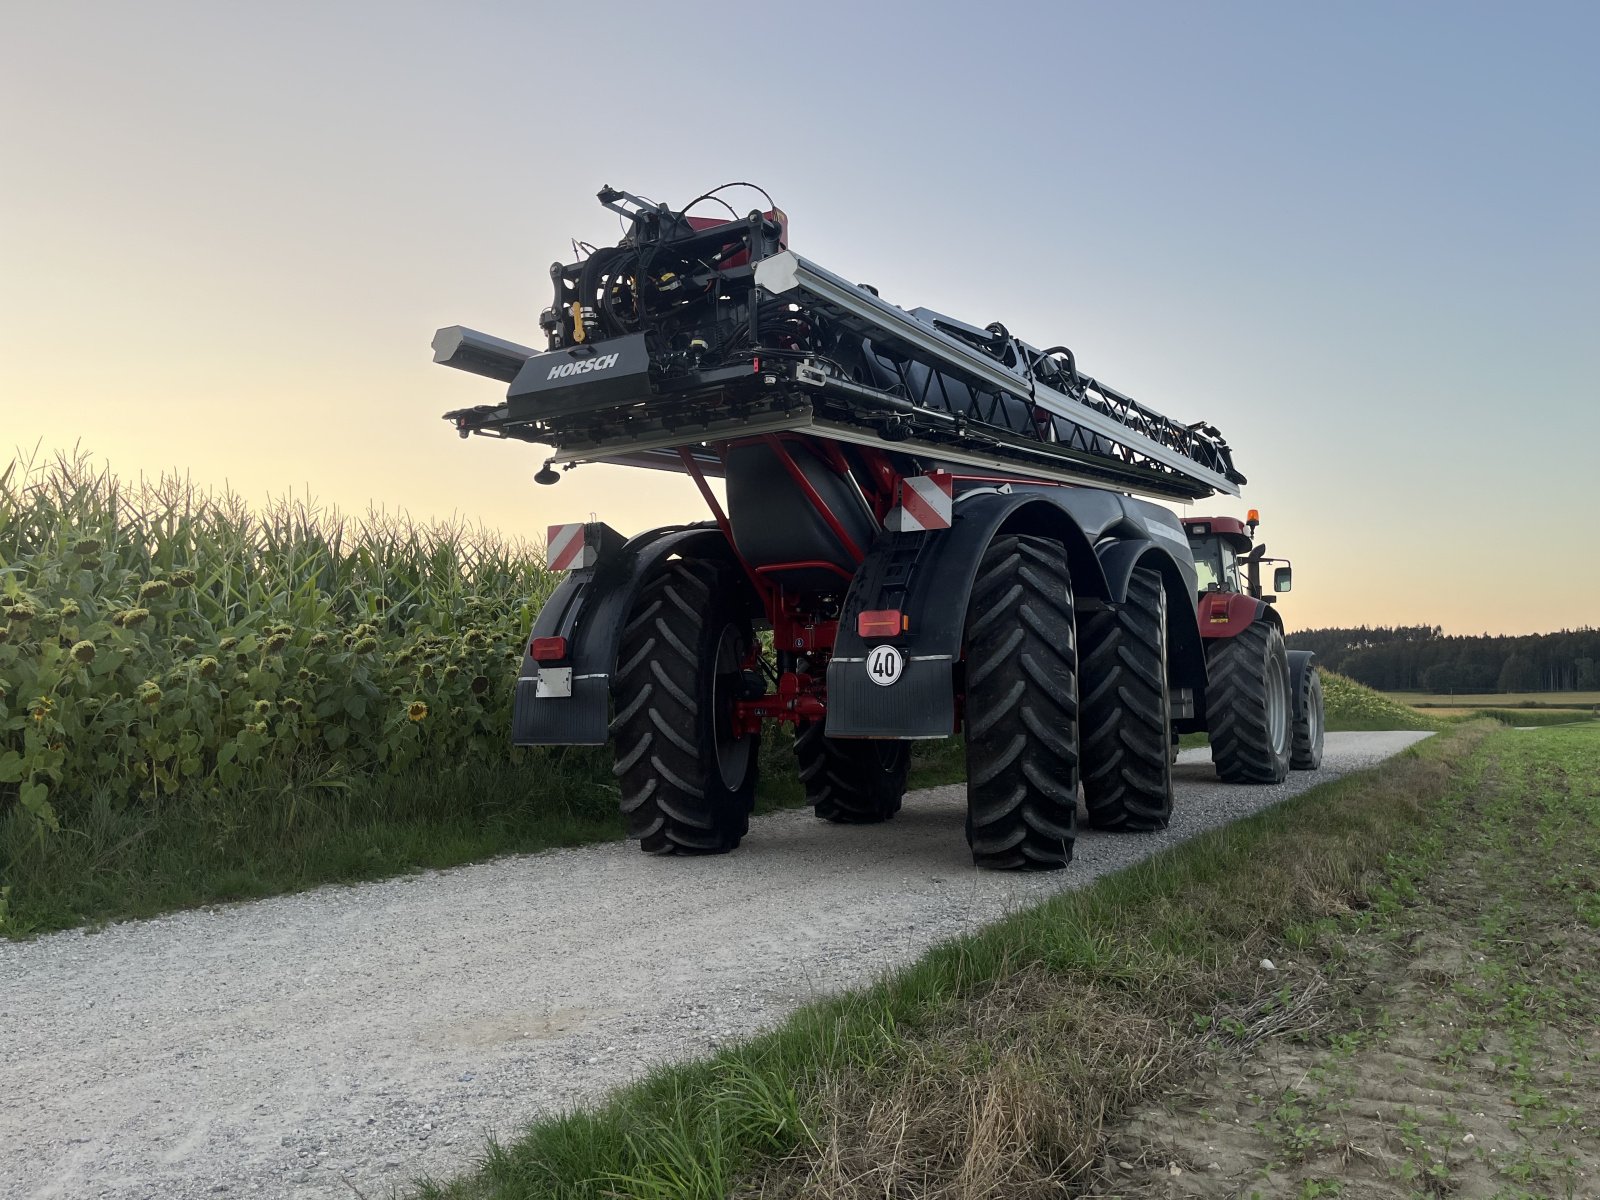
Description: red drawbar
529,636,568,662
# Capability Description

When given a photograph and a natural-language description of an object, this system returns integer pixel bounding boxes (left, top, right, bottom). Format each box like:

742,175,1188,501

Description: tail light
857,610,906,638
530,636,568,662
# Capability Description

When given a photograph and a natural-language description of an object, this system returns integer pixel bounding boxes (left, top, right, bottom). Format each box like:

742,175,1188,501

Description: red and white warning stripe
547,523,597,571
887,472,954,532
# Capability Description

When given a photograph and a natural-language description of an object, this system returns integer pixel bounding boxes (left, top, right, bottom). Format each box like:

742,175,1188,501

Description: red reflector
857,609,904,638
530,636,568,662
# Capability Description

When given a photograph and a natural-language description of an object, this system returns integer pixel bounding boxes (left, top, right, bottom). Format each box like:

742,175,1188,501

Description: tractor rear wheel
1290,666,1325,770
611,559,759,854
1079,567,1173,831
962,534,1079,870
795,724,909,823
1205,619,1291,784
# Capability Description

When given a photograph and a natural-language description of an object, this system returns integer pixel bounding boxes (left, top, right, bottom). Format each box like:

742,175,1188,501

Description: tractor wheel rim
1267,658,1289,758
712,624,754,790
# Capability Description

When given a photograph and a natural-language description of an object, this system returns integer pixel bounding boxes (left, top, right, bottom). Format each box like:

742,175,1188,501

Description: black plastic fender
1092,538,1206,691
511,522,746,745
1288,649,1317,695
825,488,1192,738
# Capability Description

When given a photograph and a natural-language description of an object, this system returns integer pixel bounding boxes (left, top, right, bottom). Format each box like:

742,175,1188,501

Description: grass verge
0,730,966,938
1386,689,1600,709
1098,720,1600,1197
416,723,1491,1200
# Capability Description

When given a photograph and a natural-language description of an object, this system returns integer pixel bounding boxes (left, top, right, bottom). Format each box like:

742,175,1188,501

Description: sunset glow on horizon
4,2,1595,636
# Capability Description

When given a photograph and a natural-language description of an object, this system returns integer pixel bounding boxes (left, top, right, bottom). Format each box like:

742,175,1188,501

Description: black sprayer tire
1078,567,1174,831
962,535,1079,870
1205,619,1292,784
1290,667,1325,771
611,559,759,854
794,723,909,823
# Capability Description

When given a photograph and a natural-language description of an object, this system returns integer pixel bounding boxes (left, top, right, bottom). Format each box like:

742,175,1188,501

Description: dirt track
0,732,1429,1200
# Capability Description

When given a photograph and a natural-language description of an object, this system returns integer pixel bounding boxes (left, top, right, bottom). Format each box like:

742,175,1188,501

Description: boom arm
437,185,1244,502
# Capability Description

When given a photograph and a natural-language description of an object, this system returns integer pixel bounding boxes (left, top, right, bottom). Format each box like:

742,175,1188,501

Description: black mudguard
511,522,745,745
1093,536,1206,692
1288,649,1318,696
825,488,1199,738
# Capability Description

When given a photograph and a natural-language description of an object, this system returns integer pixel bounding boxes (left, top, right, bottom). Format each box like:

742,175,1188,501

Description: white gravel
0,731,1429,1200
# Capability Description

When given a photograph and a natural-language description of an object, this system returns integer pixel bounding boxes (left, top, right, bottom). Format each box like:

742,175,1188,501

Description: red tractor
434,184,1324,870
1178,510,1324,780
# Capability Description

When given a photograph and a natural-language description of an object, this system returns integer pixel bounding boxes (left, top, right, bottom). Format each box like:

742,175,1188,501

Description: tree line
1284,625,1600,693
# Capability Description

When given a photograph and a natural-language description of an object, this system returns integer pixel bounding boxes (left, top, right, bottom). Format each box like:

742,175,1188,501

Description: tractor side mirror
1274,566,1293,593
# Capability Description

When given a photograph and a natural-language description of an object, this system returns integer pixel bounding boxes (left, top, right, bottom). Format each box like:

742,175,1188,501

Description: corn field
0,451,558,839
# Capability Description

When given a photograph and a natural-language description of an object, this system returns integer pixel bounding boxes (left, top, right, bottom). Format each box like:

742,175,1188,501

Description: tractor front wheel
1204,619,1291,784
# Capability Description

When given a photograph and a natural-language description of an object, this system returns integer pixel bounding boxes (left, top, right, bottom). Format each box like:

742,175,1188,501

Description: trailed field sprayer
434,183,1324,869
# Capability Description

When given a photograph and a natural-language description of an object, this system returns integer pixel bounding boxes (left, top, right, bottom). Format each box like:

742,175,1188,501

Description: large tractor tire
1204,619,1292,784
962,534,1079,870
1078,567,1174,831
795,724,909,823
611,559,759,854
1290,665,1326,771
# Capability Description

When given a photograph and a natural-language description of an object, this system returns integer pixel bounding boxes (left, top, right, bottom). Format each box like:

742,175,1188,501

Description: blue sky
3,1,1596,632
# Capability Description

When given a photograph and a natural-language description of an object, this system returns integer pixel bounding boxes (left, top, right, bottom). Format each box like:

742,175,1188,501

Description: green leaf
0,750,23,784
343,694,366,720
18,780,60,831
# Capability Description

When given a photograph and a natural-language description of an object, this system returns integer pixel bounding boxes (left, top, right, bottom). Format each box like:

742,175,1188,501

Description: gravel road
1,731,1429,1200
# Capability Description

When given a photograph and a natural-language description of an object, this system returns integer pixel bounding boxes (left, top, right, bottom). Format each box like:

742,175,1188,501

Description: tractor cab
1182,509,1292,599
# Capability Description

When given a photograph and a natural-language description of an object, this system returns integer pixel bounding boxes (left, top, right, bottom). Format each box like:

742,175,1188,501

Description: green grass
1,728,967,938
1463,706,1596,727
413,721,1497,1199
1119,721,1600,1197
1386,689,1600,709
1,752,617,937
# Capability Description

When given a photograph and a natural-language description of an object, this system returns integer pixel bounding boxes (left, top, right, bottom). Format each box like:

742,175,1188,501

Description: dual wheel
804,536,1173,869
962,539,1178,869
608,542,1318,867
607,540,1174,869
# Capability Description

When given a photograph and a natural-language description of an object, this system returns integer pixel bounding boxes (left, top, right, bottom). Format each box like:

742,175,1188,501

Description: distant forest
1285,626,1600,693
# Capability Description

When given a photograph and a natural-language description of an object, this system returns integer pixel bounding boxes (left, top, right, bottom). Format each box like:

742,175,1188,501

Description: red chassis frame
675,436,906,737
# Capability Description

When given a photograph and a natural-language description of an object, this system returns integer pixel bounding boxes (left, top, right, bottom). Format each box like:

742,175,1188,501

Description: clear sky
4,1,1596,634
